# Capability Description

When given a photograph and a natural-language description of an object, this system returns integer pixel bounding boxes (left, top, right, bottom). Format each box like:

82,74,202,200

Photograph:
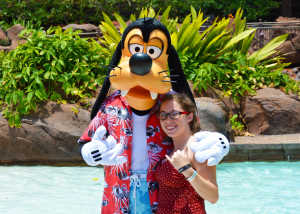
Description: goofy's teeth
121,90,128,97
150,92,158,100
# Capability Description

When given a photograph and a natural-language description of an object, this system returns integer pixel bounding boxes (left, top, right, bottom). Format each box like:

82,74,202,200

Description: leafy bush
182,37,300,103
0,0,281,31
1,6,299,133
100,7,299,98
99,7,300,134
0,27,107,127
137,0,281,22
230,114,245,135
0,0,104,29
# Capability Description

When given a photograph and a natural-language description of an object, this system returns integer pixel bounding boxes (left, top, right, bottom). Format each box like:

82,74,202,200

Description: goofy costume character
78,18,230,214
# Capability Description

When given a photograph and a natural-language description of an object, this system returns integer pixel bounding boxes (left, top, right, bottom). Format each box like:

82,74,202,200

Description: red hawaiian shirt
79,91,173,214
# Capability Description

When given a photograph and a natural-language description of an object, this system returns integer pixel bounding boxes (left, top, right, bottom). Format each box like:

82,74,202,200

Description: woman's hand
166,146,193,170
166,138,219,204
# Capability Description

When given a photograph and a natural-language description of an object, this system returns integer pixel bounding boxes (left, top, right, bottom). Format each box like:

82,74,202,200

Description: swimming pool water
0,161,299,214
205,161,300,214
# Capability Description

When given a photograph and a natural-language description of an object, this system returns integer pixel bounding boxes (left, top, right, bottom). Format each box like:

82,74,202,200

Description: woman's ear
90,42,122,120
187,112,194,123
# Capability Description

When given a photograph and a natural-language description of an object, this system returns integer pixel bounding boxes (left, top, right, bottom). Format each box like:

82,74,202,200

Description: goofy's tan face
109,28,171,111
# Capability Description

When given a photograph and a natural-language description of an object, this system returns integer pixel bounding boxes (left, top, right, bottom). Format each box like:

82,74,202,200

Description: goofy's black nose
129,53,152,76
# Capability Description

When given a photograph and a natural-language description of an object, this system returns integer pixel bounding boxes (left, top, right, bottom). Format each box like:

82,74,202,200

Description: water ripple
0,162,299,214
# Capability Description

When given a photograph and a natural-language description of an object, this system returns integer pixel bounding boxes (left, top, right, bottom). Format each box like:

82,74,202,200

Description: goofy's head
91,18,194,119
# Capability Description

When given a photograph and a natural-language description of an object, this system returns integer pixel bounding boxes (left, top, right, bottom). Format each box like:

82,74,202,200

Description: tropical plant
98,7,300,134
0,0,104,29
0,0,281,31
0,27,107,127
230,114,245,135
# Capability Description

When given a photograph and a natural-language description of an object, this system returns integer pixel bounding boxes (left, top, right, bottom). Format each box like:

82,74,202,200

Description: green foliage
230,114,245,135
0,38,10,46
184,51,299,103
185,0,280,21
1,5,299,134
0,0,104,29
0,27,107,127
99,7,300,135
139,0,280,21
0,0,281,31
99,7,180,58
176,9,300,104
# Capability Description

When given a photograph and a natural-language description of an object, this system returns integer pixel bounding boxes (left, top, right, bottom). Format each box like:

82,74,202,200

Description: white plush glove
189,131,230,166
81,126,127,166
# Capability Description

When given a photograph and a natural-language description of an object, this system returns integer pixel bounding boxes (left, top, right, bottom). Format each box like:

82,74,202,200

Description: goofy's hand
81,126,126,166
189,131,230,166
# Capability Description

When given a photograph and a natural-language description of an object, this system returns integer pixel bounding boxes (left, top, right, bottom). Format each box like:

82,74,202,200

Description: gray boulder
195,97,234,142
63,23,100,32
0,102,90,164
0,24,26,51
242,88,300,135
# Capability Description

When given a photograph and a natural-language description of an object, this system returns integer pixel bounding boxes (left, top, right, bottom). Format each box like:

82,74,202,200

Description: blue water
0,162,299,214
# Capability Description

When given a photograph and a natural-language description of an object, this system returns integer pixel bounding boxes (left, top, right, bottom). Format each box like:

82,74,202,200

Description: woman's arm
166,146,219,204
181,160,218,204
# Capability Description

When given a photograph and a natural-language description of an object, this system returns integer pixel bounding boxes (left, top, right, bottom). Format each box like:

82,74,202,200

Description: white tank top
131,112,150,171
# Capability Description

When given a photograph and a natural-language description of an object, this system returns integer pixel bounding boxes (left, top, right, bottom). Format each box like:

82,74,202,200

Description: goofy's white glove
81,126,126,166
189,131,230,166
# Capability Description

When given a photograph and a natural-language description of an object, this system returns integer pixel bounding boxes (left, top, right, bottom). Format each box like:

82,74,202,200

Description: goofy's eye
146,46,162,59
129,44,144,55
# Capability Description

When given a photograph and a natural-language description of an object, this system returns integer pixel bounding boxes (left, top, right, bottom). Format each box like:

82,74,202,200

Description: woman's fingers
184,145,189,153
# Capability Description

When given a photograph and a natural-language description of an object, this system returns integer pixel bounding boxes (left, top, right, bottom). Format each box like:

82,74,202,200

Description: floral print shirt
79,91,173,214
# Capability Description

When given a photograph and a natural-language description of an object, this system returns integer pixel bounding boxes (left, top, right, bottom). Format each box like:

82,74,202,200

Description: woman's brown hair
159,92,200,134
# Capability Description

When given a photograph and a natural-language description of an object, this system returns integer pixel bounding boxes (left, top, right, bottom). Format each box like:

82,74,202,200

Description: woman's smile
163,123,178,135
159,99,192,140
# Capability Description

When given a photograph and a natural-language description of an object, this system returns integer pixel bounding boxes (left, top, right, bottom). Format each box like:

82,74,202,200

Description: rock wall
242,88,300,135
195,97,234,141
0,98,234,164
0,102,90,164
0,24,26,51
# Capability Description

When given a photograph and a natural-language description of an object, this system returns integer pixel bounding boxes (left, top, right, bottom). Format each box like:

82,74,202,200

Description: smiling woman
155,92,218,213
159,98,193,141
159,92,200,138
80,17,230,214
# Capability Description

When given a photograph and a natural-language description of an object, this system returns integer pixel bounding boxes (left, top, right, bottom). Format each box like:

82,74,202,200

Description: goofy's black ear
168,45,195,104
90,42,122,120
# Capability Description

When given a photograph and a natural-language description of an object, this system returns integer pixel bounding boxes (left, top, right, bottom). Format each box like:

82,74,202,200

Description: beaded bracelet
186,169,198,182
178,163,192,173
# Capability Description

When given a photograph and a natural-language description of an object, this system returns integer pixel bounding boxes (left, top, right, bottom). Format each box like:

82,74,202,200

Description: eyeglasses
159,111,189,120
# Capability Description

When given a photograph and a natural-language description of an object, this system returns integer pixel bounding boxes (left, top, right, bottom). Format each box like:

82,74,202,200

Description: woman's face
159,99,193,139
